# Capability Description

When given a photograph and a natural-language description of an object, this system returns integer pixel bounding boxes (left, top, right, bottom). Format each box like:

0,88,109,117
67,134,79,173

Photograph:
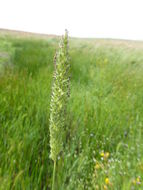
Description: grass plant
49,30,70,190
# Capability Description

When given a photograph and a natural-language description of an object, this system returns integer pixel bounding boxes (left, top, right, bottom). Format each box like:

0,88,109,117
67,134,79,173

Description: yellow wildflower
103,185,108,190
132,177,141,185
136,177,141,184
100,152,104,157
100,152,110,160
105,177,110,185
104,152,110,159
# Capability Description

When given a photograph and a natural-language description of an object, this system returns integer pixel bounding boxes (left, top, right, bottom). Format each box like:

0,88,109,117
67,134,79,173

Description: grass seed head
49,30,70,162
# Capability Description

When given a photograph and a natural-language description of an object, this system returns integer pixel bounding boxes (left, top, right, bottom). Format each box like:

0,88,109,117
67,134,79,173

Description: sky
0,0,143,40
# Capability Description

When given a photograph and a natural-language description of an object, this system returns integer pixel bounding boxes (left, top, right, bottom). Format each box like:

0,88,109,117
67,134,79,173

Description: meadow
0,30,143,190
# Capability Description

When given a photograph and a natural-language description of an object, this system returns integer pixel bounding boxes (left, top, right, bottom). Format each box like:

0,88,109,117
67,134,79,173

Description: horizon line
0,28,143,43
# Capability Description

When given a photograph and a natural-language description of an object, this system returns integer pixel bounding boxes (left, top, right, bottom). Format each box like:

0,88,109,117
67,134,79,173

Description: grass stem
52,160,56,190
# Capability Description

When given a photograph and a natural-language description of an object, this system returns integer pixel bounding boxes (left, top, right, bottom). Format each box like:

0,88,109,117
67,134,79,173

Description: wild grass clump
0,36,56,190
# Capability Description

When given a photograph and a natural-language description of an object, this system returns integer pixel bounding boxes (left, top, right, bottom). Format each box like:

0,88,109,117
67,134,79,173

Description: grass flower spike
49,30,70,189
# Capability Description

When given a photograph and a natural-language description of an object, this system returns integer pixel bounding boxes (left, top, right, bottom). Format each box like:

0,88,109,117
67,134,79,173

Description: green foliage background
0,32,143,189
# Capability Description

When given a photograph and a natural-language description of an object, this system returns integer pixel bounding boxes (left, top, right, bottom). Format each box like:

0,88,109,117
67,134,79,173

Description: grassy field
0,30,143,190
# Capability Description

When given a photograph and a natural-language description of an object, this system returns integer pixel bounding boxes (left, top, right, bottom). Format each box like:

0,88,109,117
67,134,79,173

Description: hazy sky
0,0,143,40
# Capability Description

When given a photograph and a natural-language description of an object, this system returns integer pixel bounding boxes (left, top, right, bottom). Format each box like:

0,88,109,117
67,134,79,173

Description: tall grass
0,36,56,189
49,30,70,190
0,33,143,189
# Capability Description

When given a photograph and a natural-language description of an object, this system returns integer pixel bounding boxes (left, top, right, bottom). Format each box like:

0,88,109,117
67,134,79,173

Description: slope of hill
0,29,143,190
